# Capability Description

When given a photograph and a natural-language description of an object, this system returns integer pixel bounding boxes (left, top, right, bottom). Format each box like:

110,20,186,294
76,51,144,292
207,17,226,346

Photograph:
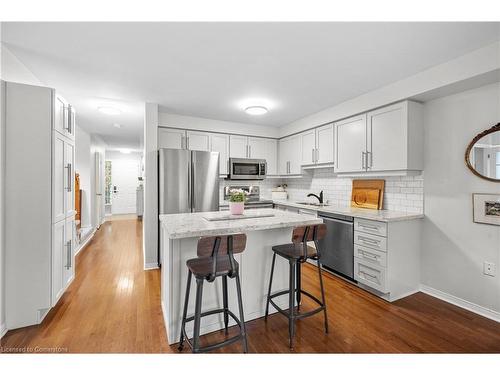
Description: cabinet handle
368,151,373,168
186,137,190,150
360,251,379,260
316,148,319,163
362,152,366,169
359,223,380,231
65,163,72,192
66,240,72,269
359,270,379,282
359,236,379,245
248,145,251,158
312,149,315,163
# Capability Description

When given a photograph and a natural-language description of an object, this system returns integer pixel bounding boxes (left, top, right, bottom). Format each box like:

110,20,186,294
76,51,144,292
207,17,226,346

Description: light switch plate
483,261,496,277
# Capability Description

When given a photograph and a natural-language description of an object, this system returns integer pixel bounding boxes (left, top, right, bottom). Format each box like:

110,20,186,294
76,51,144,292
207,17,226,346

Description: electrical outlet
483,261,496,277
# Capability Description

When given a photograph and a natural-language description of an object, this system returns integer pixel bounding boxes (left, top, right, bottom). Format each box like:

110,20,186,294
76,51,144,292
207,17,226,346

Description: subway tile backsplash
219,169,424,214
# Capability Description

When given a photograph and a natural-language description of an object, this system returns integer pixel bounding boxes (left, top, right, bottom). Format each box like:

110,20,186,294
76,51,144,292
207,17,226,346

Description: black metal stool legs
288,260,296,349
264,252,277,320
317,261,329,334
178,270,192,351
235,273,249,353
222,275,229,334
296,262,301,311
192,278,204,352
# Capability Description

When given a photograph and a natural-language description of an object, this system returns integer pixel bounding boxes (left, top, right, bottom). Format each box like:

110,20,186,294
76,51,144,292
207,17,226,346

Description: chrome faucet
307,190,324,204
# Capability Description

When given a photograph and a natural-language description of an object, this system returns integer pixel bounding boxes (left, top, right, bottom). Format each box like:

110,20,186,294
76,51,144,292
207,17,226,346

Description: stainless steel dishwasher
317,211,354,280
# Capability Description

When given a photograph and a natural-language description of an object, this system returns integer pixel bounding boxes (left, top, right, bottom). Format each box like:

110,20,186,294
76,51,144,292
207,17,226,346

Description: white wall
75,125,92,228
422,82,500,317
159,112,280,138
1,41,45,337
280,41,500,138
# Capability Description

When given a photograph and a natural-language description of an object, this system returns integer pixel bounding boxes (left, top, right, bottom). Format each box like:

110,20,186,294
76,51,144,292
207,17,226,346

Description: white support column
143,103,159,269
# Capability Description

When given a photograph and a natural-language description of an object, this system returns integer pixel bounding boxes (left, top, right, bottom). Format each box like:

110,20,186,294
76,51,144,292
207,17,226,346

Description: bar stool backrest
291,224,327,260
197,234,247,257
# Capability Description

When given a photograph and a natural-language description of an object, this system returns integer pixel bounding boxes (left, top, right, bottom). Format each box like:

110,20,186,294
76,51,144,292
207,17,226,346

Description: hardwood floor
1,218,499,353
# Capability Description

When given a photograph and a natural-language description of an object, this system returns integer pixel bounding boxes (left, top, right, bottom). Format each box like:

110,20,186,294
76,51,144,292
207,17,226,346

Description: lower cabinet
52,216,75,306
353,218,420,302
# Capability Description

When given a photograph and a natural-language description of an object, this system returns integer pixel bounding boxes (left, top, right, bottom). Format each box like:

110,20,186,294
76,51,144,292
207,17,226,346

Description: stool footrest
181,308,245,353
268,288,326,321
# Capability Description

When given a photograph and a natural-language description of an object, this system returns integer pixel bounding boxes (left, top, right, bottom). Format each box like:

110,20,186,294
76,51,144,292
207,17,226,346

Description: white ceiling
2,22,500,148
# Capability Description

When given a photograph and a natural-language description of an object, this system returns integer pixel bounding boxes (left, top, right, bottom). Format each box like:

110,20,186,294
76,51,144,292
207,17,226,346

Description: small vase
229,202,244,215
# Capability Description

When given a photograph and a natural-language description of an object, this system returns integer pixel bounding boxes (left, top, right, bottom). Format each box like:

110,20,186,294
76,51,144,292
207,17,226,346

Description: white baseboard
0,322,7,338
75,228,96,256
420,284,500,323
144,262,159,270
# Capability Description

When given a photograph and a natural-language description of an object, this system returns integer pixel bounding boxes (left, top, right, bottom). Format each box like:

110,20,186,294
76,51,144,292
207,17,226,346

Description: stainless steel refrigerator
158,148,220,264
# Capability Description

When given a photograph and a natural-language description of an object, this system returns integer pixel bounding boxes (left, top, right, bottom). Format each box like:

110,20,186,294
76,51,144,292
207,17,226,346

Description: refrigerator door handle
188,152,193,211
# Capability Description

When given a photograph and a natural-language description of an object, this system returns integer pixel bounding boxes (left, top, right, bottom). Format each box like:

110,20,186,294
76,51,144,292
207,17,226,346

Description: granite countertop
159,208,323,239
273,200,424,222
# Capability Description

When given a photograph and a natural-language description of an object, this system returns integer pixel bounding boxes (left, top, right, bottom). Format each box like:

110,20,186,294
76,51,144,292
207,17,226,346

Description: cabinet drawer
354,258,388,293
355,218,387,237
354,231,387,252
354,244,387,267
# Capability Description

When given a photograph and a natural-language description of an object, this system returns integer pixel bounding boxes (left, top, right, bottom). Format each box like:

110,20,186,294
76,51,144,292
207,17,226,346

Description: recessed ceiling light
98,106,121,115
245,106,268,115
113,123,122,129
120,149,131,154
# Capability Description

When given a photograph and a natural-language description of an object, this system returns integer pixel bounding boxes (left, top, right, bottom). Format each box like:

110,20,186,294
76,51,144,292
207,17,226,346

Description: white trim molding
420,284,500,323
144,262,159,270
74,228,96,256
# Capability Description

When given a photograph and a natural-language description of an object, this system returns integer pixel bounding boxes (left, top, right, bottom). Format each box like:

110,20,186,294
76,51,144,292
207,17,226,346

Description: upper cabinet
230,135,278,175
279,134,302,175
158,128,186,149
186,130,210,151
210,133,230,175
335,101,423,175
300,123,334,166
53,94,75,141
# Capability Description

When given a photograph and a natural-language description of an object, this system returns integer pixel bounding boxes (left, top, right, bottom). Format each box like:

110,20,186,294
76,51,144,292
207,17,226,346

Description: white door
288,134,302,174
279,137,289,175
186,131,210,151
335,114,367,173
265,139,278,175
210,133,229,175
53,95,68,136
111,158,140,214
229,135,248,158
63,217,74,288
316,123,334,164
300,129,316,165
51,220,65,305
367,103,407,171
53,133,65,223
64,141,75,218
158,128,185,149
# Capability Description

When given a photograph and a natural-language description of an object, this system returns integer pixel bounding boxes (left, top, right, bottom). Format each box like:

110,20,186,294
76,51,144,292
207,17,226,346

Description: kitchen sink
295,202,330,207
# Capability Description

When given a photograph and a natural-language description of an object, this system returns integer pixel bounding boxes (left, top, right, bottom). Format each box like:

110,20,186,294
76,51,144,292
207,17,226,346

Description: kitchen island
159,208,322,344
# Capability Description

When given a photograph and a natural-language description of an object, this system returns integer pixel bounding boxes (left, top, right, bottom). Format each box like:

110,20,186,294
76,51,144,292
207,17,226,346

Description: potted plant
229,189,246,215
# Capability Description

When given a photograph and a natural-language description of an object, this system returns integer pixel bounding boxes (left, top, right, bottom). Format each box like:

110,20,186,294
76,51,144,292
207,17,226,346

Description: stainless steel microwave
228,158,267,180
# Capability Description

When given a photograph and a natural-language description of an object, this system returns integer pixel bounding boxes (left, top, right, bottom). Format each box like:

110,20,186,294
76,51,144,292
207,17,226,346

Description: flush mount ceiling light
98,106,121,115
113,123,122,129
120,149,131,154
244,106,268,115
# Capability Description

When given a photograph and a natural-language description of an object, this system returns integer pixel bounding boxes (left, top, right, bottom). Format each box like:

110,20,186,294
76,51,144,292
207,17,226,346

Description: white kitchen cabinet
335,101,423,175
52,220,65,305
186,130,210,151
300,124,334,166
63,216,75,287
5,81,77,329
335,114,367,173
229,135,248,158
248,137,278,175
353,217,421,301
210,133,230,175
158,127,186,149
279,134,302,175
64,141,75,218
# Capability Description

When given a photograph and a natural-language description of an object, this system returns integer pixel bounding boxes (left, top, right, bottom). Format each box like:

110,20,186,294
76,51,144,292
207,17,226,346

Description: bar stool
265,224,328,349
178,234,248,353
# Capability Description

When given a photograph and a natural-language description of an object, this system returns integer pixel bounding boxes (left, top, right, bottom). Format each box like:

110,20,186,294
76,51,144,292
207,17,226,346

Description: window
105,161,112,204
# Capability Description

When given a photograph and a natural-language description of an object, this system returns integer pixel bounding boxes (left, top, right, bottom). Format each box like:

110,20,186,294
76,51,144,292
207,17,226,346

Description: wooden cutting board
351,179,385,209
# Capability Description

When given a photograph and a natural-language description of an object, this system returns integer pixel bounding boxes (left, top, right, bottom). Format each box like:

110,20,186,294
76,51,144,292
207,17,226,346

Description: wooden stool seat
186,255,239,278
272,243,318,259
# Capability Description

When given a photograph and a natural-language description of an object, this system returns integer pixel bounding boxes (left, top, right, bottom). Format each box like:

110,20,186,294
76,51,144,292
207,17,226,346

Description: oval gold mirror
465,123,500,182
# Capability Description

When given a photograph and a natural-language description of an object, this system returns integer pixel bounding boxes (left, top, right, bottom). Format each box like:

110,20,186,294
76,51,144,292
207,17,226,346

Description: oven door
229,158,265,180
